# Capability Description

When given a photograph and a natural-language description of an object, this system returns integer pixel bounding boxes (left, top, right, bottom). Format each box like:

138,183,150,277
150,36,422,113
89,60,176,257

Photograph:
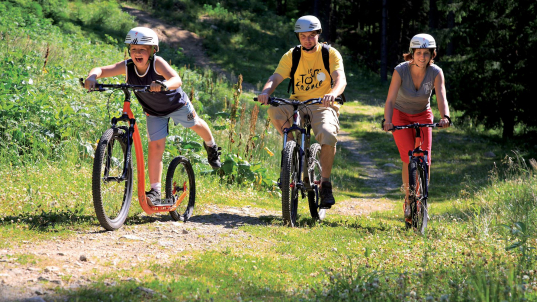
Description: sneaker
319,181,335,209
404,197,411,219
146,188,161,206
204,142,222,168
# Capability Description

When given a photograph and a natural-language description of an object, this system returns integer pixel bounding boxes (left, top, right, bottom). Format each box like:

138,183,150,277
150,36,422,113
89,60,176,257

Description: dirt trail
0,8,399,301
120,6,256,92
333,130,399,216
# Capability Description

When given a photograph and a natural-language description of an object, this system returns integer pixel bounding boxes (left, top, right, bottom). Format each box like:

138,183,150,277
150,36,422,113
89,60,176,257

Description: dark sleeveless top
125,56,187,116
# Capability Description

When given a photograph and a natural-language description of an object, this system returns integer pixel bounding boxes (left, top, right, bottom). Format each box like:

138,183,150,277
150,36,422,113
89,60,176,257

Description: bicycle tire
281,140,300,227
166,156,196,222
92,128,133,231
407,160,428,233
307,143,326,221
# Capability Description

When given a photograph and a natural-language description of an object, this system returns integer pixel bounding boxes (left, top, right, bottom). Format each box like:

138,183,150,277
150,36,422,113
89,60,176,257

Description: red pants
392,108,433,164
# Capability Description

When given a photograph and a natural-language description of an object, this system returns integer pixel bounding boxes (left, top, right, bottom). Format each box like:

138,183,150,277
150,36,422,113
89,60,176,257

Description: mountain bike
383,116,451,233
255,96,344,227
80,78,195,231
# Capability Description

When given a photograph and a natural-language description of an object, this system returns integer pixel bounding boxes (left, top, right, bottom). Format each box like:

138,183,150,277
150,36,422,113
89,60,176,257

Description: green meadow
0,0,536,301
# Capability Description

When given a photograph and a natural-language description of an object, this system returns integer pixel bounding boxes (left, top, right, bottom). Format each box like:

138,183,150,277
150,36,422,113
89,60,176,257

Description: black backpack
287,43,332,94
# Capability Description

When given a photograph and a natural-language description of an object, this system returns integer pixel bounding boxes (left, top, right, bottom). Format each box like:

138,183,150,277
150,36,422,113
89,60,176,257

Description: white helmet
294,15,322,34
125,27,159,52
409,33,436,51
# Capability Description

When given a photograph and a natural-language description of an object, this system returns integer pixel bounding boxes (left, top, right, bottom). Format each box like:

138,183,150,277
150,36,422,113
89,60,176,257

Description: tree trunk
380,0,387,83
327,0,337,44
429,0,438,30
313,0,320,17
446,0,455,56
276,0,286,16
502,115,515,139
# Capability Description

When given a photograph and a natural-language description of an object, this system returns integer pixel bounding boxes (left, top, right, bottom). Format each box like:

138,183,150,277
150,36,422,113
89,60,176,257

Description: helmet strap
303,45,316,51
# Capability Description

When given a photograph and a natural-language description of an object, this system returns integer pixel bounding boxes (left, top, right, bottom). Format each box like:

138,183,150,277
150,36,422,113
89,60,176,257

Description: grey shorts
146,101,199,142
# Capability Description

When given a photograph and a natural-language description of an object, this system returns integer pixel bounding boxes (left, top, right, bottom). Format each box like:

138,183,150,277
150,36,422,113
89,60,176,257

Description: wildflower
264,147,274,157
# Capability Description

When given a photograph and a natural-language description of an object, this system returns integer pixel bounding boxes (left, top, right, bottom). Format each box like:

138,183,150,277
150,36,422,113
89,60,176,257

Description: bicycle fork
280,130,306,195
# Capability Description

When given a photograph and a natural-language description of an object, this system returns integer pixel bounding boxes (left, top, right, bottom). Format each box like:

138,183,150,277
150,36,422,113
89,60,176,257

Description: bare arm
257,73,285,105
153,57,182,91
322,69,347,107
84,61,125,91
383,70,402,131
434,69,450,127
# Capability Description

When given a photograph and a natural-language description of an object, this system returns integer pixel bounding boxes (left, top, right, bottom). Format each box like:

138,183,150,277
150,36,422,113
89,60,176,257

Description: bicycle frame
280,104,313,197
85,80,188,215
408,125,429,201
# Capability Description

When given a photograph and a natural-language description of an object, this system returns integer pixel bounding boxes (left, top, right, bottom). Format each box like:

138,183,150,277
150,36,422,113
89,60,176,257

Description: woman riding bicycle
257,15,347,209
382,33,451,219
84,27,222,206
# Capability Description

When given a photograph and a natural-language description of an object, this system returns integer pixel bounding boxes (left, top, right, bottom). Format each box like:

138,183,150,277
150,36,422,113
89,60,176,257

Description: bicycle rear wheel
407,160,428,233
281,140,300,227
307,143,326,221
92,128,132,231
166,156,196,222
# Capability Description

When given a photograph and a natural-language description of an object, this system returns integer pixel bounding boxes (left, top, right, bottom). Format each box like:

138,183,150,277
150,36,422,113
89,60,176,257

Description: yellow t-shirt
274,43,344,101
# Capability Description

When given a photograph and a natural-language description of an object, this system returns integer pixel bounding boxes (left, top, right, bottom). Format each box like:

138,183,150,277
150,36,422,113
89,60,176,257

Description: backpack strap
287,43,336,94
321,43,333,87
287,45,302,94
321,43,346,102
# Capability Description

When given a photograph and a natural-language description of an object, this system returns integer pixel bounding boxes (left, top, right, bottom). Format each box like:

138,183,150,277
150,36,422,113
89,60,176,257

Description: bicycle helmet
125,27,159,52
409,33,436,52
294,15,322,34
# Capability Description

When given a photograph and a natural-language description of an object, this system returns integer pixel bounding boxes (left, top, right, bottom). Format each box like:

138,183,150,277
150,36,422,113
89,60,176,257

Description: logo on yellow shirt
295,69,327,92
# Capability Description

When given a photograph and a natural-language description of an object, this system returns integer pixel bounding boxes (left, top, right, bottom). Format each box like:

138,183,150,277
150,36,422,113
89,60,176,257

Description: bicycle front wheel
92,128,133,231
166,156,196,222
408,160,428,233
281,140,300,227
307,143,326,221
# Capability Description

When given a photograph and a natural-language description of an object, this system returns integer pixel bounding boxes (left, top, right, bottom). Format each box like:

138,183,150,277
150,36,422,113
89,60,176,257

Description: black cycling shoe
204,142,222,168
319,181,335,209
145,188,161,207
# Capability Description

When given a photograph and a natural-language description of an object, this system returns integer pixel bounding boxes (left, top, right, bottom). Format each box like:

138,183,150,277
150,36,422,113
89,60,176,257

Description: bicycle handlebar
381,115,452,131
253,96,344,106
79,78,167,92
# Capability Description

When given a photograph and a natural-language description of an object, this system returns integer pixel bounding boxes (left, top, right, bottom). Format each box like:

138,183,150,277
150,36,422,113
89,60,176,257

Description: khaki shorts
267,104,340,147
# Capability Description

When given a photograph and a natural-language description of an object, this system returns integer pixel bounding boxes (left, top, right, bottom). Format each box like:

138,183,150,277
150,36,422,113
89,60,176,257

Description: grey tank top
125,56,187,116
393,61,441,114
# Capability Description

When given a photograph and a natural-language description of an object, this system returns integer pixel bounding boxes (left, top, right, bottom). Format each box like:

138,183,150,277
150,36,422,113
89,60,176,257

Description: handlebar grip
444,115,453,126
155,80,169,92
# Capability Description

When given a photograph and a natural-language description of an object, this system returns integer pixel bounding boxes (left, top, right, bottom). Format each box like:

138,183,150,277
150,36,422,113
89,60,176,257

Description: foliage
135,0,537,139
1,2,537,301
444,0,537,138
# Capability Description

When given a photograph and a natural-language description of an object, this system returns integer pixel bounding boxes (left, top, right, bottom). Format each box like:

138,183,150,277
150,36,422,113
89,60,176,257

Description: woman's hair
403,48,437,66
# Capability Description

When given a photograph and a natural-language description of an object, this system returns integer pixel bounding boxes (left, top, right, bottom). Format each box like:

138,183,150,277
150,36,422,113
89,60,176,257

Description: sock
150,183,161,194
204,139,215,147
321,177,330,183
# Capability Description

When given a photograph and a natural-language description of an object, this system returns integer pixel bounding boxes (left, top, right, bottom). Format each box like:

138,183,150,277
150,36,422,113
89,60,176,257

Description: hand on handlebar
383,120,394,132
150,81,165,92
84,75,98,92
322,93,338,107
257,93,270,105
438,117,451,128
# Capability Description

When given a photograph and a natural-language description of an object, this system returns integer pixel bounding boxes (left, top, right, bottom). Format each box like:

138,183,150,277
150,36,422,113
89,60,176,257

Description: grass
1,1,537,301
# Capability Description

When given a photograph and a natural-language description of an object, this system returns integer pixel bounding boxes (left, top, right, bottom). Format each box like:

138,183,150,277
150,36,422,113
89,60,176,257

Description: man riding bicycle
257,15,347,208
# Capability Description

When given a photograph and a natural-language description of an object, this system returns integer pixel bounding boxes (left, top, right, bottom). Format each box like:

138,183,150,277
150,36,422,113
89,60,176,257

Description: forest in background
138,0,536,140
